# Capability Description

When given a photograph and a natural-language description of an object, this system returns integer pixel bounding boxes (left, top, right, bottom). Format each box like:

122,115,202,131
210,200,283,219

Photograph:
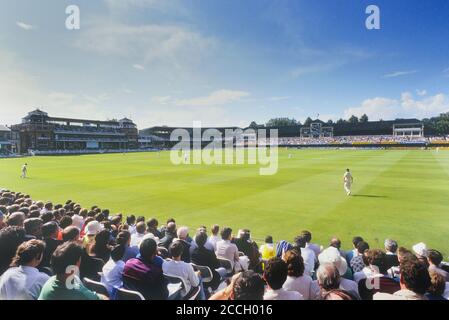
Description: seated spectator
234,229,252,257
116,230,139,262
175,226,191,263
259,235,276,261
208,225,220,251
189,227,215,254
79,244,105,282
122,238,168,300
89,229,111,263
216,227,240,271
101,244,126,296
38,242,106,300
263,257,303,300
24,218,43,240
317,247,360,299
247,241,263,274
384,239,399,270
158,218,175,238
7,212,25,228
40,221,62,268
427,249,449,281
40,210,54,223
350,241,369,273
191,231,225,291
301,230,321,258
346,236,363,265
62,226,80,243
209,271,265,300
426,271,447,300
282,250,315,300
357,249,400,300
275,240,293,258
0,226,26,275
163,241,204,300
374,256,431,300
294,234,315,277
130,221,146,247
126,215,136,234
0,239,49,300
146,218,163,239
316,263,356,300
412,242,429,267
158,221,176,249
82,220,102,248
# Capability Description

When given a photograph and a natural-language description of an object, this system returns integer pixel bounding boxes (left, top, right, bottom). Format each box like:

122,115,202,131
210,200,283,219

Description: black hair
195,231,208,248
0,226,26,274
264,257,288,290
265,235,273,244
233,271,265,300
221,227,232,240
51,242,83,275
139,238,157,260
169,240,184,258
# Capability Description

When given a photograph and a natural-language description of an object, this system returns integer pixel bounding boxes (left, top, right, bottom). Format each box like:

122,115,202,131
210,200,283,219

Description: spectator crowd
0,188,448,300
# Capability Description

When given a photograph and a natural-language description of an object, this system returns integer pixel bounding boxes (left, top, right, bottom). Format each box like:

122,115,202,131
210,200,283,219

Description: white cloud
383,70,417,78
443,68,449,77
74,20,215,70
268,96,291,101
132,64,145,70
344,92,449,120
16,21,36,31
416,89,427,96
174,90,250,107
150,96,172,105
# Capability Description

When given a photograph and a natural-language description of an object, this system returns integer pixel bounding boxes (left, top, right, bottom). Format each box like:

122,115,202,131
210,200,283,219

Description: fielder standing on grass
343,168,353,196
21,163,28,179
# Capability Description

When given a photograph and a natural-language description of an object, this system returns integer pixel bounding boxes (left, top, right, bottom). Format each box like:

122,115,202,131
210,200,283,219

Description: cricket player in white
343,168,353,196
21,163,28,178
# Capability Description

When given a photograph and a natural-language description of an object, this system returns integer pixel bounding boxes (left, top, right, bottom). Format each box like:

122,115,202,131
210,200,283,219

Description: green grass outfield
1,149,448,255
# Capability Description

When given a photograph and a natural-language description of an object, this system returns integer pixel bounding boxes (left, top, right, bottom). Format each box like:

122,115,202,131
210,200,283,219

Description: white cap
318,246,348,275
412,242,428,258
85,220,102,236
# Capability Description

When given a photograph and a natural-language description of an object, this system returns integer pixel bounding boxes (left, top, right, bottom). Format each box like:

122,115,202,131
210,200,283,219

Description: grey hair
317,263,341,291
384,239,398,253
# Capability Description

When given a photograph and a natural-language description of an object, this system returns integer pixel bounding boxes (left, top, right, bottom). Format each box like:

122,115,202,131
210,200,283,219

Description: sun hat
85,220,102,236
318,246,348,275
412,242,428,258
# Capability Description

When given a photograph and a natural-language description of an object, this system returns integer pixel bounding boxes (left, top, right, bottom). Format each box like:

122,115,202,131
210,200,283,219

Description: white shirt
162,260,199,297
215,240,239,269
344,172,353,184
130,232,145,247
0,266,49,300
264,288,303,300
301,247,316,276
101,259,125,295
353,266,373,283
283,275,315,300
208,235,220,250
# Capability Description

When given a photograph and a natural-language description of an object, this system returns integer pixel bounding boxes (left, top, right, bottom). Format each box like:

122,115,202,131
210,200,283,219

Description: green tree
360,114,369,123
266,117,298,127
348,115,359,124
303,117,313,127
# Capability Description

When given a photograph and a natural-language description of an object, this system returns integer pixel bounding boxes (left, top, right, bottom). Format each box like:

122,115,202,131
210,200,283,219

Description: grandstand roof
0,125,10,132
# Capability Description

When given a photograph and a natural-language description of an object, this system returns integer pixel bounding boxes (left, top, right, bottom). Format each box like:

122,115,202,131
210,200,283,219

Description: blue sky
0,0,449,128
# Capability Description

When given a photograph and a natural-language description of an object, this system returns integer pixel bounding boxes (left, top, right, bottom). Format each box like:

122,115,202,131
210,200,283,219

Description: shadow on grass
352,194,387,198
